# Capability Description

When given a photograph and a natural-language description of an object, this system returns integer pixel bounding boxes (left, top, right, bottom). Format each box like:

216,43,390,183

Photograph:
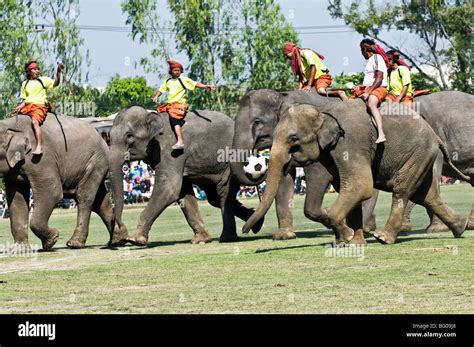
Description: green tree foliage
328,0,473,93
0,0,37,117
99,75,155,113
0,0,89,119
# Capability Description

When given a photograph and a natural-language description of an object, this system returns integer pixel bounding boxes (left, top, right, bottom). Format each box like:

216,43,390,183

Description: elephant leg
92,183,129,247
303,162,333,229
362,189,378,232
468,206,474,230
401,200,416,232
127,174,183,246
179,182,212,244
273,170,296,240
373,193,410,244
346,204,367,245
5,180,30,248
426,210,450,233
326,178,373,245
29,184,62,251
67,169,108,249
411,174,468,239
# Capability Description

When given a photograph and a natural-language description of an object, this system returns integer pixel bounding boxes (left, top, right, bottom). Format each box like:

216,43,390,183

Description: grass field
0,184,472,314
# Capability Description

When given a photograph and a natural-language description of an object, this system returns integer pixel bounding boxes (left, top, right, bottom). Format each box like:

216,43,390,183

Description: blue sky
76,0,404,88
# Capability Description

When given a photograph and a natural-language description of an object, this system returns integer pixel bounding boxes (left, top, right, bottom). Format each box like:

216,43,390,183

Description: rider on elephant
386,50,414,106
152,60,215,150
352,38,389,144
12,61,64,155
283,41,348,101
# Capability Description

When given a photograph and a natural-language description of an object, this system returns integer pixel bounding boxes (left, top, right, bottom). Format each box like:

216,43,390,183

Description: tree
0,0,90,118
121,0,172,78
99,75,155,114
328,0,473,93
0,0,37,118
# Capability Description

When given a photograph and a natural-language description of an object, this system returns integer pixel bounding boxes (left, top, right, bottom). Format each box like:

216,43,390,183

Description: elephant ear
146,112,164,139
6,128,31,168
316,112,344,150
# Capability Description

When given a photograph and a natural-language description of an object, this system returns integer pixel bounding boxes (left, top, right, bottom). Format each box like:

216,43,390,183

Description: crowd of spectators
122,161,154,204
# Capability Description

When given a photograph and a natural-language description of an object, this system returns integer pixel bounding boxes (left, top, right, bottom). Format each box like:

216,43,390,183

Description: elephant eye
254,119,262,126
289,134,298,142
125,133,134,144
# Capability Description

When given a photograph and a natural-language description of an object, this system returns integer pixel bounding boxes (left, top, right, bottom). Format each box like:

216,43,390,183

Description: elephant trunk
108,146,127,231
242,137,291,233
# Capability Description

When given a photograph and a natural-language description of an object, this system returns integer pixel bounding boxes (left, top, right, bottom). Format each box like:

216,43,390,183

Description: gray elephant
0,114,127,250
230,89,377,240
400,91,474,232
242,100,469,244
107,106,262,246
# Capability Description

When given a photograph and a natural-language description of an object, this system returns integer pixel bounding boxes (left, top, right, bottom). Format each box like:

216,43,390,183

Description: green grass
0,184,472,313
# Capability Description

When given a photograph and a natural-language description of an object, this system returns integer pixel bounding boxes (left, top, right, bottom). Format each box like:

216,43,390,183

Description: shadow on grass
255,244,317,253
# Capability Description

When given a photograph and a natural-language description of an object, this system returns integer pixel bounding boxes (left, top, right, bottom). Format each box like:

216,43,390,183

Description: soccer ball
243,154,268,180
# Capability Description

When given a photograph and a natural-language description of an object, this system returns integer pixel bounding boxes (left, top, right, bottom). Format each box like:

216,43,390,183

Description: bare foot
375,136,386,144
339,91,349,101
32,147,42,155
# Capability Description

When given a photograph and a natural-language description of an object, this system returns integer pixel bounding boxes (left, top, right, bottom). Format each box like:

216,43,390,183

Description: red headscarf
25,62,39,72
372,44,390,67
167,60,184,71
391,51,411,70
283,42,325,79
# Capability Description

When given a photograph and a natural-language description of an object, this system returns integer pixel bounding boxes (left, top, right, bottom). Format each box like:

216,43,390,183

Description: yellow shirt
158,76,197,104
300,49,328,80
20,77,55,104
388,66,413,96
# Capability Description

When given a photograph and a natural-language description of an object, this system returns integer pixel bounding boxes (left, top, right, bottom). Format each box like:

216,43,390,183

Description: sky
75,0,407,88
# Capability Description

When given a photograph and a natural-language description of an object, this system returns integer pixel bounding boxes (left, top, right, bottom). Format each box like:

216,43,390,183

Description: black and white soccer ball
243,154,268,180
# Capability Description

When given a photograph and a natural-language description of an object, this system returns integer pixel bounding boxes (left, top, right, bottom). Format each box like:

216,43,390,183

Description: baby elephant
243,100,469,244
0,114,127,251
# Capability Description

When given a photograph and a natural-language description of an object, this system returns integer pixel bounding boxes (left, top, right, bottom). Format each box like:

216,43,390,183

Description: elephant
242,100,470,245
399,91,474,232
107,106,263,246
0,114,127,251
230,89,377,240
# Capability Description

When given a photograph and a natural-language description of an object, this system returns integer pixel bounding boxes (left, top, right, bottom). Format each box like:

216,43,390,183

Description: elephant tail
437,137,471,182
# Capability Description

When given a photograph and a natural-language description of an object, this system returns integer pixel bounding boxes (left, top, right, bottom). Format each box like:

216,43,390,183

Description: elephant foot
373,230,397,245
348,231,367,245
334,225,354,245
108,227,130,247
400,221,412,233
426,221,450,233
272,230,297,241
450,216,468,238
219,232,238,243
41,229,59,251
251,215,265,234
363,214,377,232
191,231,213,244
467,213,474,230
126,234,148,246
66,238,86,249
